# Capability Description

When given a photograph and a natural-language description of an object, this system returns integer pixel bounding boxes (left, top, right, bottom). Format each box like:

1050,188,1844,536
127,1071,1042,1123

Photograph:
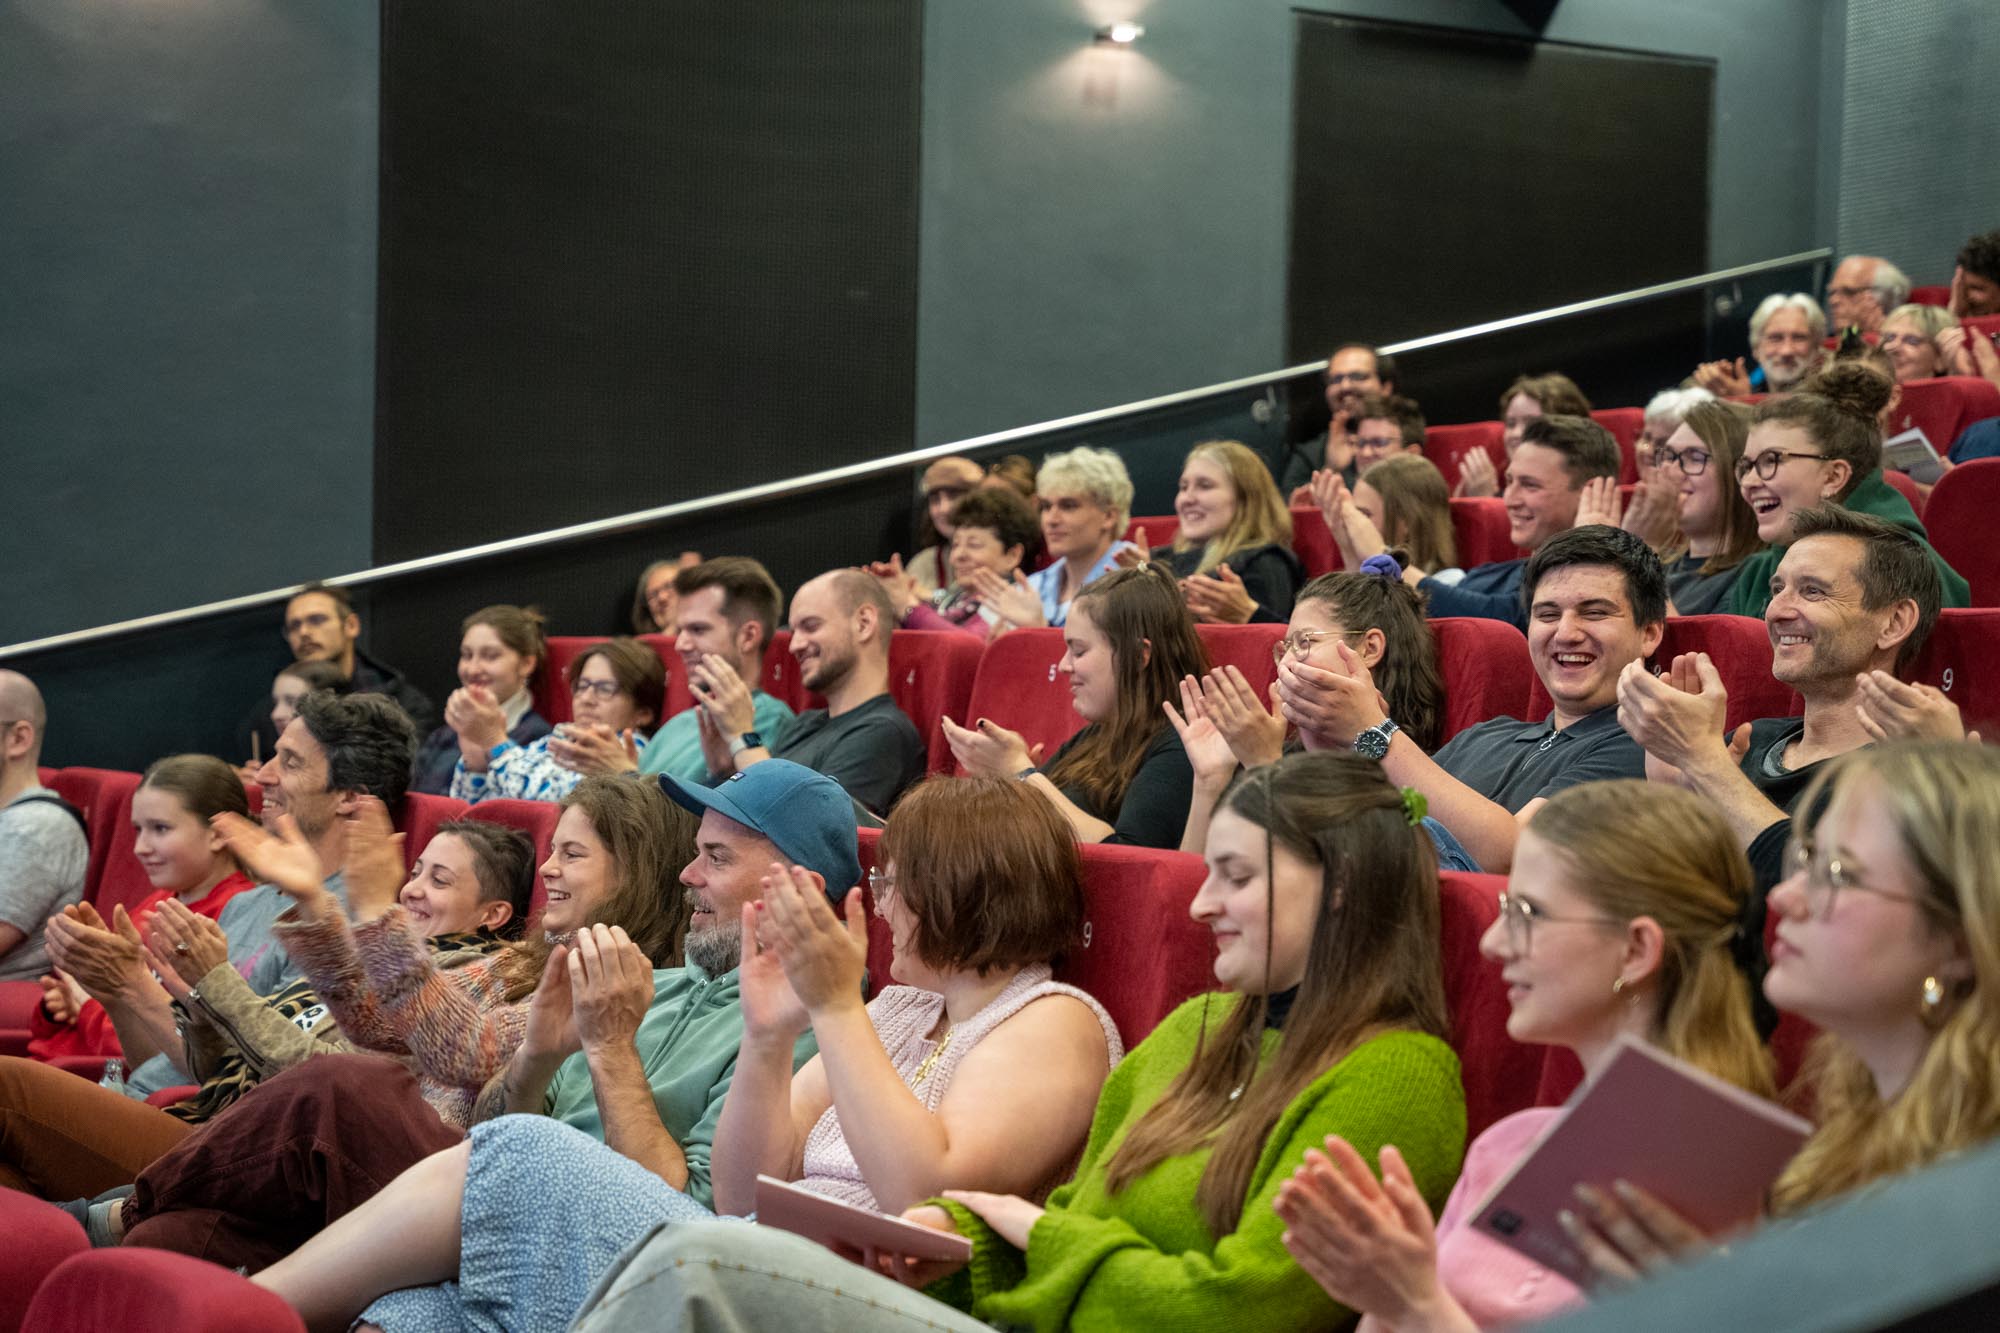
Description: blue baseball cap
658,760,861,901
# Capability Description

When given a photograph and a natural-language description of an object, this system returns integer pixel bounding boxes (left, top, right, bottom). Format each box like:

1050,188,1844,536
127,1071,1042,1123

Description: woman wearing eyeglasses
1649,401,1765,616
1725,363,1970,616
450,639,665,804
1270,779,1775,1331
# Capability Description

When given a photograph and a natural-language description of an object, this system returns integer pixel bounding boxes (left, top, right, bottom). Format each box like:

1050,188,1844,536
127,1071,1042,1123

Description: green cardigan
1727,470,1971,616
932,995,1466,1332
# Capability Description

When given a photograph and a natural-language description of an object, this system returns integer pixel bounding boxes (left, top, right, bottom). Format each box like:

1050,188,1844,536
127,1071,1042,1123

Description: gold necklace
909,1026,956,1087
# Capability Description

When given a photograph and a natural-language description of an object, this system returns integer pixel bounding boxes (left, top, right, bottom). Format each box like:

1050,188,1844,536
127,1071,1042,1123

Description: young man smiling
1276,526,1664,871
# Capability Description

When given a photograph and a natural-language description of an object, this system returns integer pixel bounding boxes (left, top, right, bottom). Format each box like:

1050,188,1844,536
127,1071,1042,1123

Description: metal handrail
2,247,1829,660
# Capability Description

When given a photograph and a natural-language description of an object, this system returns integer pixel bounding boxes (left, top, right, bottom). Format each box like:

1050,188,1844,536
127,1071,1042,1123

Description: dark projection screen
374,2,922,564
1287,14,1713,420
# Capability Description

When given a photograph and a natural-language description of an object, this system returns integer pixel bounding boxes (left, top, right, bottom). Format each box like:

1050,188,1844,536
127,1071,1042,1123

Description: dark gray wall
0,0,378,644
914,0,1836,444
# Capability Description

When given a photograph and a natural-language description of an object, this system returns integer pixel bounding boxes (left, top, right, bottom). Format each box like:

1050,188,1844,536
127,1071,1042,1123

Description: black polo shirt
1431,705,1645,812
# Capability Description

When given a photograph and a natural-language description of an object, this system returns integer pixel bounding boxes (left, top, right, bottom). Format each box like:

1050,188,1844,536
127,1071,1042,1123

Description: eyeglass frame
1323,370,1375,387
1271,627,1366,665
866,865,897,918
1652,443,1712,477
1734,448,1828,481
1494,890,1624,956
1784,837,1930,922
570,678,627,701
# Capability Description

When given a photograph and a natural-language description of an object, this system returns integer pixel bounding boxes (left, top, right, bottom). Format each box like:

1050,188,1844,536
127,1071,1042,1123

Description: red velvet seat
1194,623,1285,700
1588,407,1644,484
957,629,1082,771
533,634,682,725
857,829,1217,1046
1924,458,2000,607
1904,608,2000,737
47,768,142,908
463,798,561,920
1961,314,2000,342
1881,466,1925,520
1526,615,1800,731
23,1248,304,1333
757,629,810,714
1907,283,1950,307
1289,507,1340,579
397,792,469,873
1431,618,1535,742
1124,514,1181,552
1424,421,1505,493
1439,871,1549,1138
1889,376,2000,458
0,1189,88,1333
1448,498,1521,570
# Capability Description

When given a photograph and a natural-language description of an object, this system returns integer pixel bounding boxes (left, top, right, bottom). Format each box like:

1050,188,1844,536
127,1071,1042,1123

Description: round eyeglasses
1653,444,1711,477
1734,449,1827,481
1784,839,1927,921
1494,890,1622,956
1272,628,1365,665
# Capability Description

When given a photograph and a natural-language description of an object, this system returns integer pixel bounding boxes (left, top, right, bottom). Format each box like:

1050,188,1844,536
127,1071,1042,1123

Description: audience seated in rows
236,584,436,764
1824,253,1911,335
1351,392,1428,474
1636,384,1715,468
1277,779,1774,1328
1453,372,1592,499
1281,343,1400,497
251,774,1126,1329
1693,293,1826,397
873,488,1039,637
1276,526,1663,871
904,456,986,595
983,446,1137,630
410,606,553,796
28,756,257,1066
1726,362,1970,615
1315,454,1460,579
1621,505,1942,888
1158,439,1303,625
628,551,702,638
449,639,664,805
1657,400,1766,615
947,563,1203,850
0,672,87,983
687,570,923,817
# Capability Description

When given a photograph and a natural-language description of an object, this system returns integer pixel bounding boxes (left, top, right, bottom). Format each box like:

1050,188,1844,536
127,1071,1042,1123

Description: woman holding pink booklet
1280,740,2000,1329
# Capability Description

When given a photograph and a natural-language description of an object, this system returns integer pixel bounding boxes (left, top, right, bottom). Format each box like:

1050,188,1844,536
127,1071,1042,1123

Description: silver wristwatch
1353,718,1401,760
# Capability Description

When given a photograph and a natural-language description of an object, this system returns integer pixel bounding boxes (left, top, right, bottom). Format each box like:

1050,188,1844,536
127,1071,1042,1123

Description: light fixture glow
1094,21,1144,45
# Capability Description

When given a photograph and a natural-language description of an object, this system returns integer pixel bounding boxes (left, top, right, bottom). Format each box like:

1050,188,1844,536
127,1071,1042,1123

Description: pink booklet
1467,1036,1811,1286
755,1175,973,1263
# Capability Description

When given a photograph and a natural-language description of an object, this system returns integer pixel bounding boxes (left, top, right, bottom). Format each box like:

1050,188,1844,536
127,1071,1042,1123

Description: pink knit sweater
795,964,1122,1208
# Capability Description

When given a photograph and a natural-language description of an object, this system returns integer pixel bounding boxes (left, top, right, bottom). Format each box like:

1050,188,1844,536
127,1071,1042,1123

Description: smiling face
1664,422,1726,543
1174,456,1238,544
1501,393,1544,454
870,861,940,990
131,785,229,895
788,575,862,694
674,585,751,677
1765,534,1899,688
1528,563,1661,719
538,804,618,937
1039,489,1120,563
1352,479,1392,544
1739,422,1842,544
1352,418,1409,473
400,832,510,936
948,524,1024,586
1323,347,1383,418
1481,830,1628,1047
679,808,779,973
1502,442,1582,552
1192,806,1322,994
283,592,359,669
458,622,536,706
642,566,679,631
1058,601,1122,724
255,718,340,838
270,670,314,735
1755,307,1819,390
1878,314,1942,383
1964,266,2000,318
570,653,651,733
922,459,982,539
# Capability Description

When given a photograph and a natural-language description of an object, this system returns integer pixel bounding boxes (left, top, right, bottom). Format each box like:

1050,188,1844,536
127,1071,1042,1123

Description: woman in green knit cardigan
569,752,1470,1333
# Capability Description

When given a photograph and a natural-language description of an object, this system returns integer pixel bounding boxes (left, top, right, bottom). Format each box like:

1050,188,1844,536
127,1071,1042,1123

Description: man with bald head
1825,255,1910,335
0,672,88,981
688,568,922,816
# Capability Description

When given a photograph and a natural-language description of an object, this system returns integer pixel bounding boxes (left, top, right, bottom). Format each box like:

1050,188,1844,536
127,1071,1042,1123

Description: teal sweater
934,996,1466,1332
1727,470,1971,616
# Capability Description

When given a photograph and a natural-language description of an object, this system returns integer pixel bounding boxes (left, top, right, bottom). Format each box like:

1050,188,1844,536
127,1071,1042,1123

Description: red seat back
1961,314,2000,342
1439,871,1548,1137
1588,407,1644,484
1124,515,1182,552
1194,624,1284,700
858,830,1218,1046
0,1188,87,1333
25,1248,305,1333
1881,466,1926,520
1448,497,1522,569
463,798,562,921
1890,376,2000,456
758,630,812,713
1905,608,2000,737
888,632,986,775
1907,283,1951,307
1924,458,2000,607
959,629,1080,770
1424,421,1505,493
534,635,683,725
1289,507,1341,578
396,793,469,872
1432,618,1535,741
1526,615,1799,730
48,768,143,911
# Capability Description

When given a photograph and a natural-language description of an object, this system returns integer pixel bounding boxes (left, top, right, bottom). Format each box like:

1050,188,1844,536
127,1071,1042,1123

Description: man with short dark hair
691,569,923,817
1952,229,2000,318
1350,392,1428,475
1282,343,1401,497
1619,505,1944,879
1416,415,1622,629
1277,526,1665,870
0,671,86,982
237,583,436,761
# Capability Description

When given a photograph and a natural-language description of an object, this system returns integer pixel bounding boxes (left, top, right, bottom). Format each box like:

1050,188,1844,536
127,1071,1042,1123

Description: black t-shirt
774,693,924,817
1044,724,1194,850
1738,716,1834,815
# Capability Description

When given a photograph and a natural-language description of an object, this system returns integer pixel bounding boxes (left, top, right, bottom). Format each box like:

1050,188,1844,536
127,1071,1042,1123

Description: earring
1610,977,1626,996
1922,975,1946,1015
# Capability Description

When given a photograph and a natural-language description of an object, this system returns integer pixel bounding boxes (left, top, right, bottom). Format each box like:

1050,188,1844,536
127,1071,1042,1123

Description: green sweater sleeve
974,1032,1467,1333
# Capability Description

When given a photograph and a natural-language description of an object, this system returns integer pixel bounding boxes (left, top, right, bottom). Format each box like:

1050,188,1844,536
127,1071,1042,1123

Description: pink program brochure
1467,1036,1812,1287
755,1175,973,1264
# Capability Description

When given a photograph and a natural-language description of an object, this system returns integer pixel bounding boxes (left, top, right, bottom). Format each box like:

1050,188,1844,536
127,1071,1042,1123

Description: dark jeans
122,1053,463,1272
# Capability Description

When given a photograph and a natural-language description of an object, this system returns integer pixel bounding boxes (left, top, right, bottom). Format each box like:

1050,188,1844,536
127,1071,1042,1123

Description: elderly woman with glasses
450,639,666,804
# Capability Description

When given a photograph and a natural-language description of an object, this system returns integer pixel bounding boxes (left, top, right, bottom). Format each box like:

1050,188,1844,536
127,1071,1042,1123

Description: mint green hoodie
1727,470,1971,616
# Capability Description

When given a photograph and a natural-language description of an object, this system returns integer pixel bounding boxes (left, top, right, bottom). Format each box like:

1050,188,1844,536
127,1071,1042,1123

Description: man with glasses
236,583,436,764
1692,294,1827,395
1824,256,1911,335
1617,505,1945,889
1348,392,1427,475
1277,527,1665,872
0,671,87,982
1281,343,1400,498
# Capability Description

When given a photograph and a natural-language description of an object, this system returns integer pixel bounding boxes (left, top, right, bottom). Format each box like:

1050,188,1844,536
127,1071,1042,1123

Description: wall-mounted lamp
1093,21,1145,46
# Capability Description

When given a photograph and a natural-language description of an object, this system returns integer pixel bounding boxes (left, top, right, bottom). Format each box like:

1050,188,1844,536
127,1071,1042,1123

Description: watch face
1354,728,1390,760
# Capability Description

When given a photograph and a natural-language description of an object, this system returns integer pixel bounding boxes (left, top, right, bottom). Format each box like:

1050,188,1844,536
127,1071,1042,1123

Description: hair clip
1399,786,1427,827
1360,553,1404,582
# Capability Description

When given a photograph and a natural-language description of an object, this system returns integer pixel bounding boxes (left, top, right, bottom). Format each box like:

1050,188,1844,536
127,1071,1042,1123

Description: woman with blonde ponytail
1272,780,1774,1331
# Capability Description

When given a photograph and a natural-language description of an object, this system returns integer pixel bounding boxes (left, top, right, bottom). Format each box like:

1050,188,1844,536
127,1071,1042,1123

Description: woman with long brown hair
1657,399,1765,615
945,563,1210,848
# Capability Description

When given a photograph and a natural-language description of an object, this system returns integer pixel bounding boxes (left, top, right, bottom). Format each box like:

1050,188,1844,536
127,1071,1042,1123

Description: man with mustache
236,583,436,761
1693,293,1828,396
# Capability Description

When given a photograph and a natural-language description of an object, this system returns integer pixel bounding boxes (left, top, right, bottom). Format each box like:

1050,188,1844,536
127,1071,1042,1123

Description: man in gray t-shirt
0,672,88,982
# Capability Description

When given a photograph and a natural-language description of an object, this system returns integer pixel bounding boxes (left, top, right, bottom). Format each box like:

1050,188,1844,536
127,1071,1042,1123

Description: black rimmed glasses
1734,449,1828,481
571,679,624,700
1494,891,1622,956
1654,444,1712,477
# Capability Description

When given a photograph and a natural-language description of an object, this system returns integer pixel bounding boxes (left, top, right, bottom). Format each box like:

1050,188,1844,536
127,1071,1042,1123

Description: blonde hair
1170,440,1292,575
1771,742,2000,1214
1527,782,1774,1099
1036,446,1135,530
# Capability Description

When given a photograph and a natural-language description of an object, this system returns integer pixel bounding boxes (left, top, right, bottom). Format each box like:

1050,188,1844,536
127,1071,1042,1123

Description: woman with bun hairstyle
411,606,554,795
1726,362,1970,616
